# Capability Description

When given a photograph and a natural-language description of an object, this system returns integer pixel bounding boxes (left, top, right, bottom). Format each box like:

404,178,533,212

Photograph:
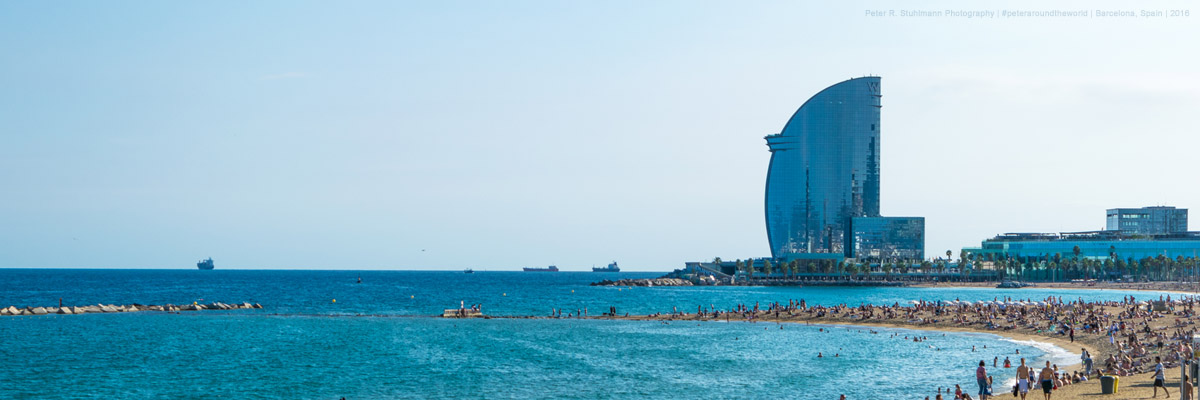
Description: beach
596,294,1198,399
914,280,1200,295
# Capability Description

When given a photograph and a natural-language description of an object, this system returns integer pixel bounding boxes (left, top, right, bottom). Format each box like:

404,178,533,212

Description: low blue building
963,231,1200,262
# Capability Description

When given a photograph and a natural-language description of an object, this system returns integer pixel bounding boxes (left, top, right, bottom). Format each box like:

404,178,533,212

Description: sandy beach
913,280,1200,295
595,294,1199,399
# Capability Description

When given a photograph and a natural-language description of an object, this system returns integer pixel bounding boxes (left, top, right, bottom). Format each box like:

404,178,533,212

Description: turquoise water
0,270,1176,399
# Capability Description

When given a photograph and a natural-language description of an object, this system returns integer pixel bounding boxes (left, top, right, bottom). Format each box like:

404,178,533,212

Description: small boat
593,261,620,272
523,265,559,272
464,268,474,274
197,258,214,270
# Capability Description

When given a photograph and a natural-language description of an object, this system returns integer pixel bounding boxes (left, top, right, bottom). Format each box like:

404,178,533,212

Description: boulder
100,305,118,313
241,303,253,309
57,307,73,315
82,305,102,313
30,307,48,315
0,307,11,316
126,305,139,312
72,306,85,314
253,303,262,309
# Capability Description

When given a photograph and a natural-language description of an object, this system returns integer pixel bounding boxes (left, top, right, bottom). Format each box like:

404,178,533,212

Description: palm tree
882,262,893,280
763,259,773,280
1080,245,1089,278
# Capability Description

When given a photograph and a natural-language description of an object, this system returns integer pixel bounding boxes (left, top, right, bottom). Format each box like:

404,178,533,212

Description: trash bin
1100,375,1119,394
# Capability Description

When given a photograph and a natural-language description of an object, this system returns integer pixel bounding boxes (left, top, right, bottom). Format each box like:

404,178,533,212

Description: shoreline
602,314,1093,370
802,320,1091,370
909,280,1200,295
586,295,1195,400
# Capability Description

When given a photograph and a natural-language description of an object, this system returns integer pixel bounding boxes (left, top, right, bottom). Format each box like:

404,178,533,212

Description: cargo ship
197,258,214,270
523,265,559,272
592,261,619,272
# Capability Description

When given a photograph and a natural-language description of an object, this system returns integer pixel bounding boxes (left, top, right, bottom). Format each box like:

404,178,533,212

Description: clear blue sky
1,1,1196,270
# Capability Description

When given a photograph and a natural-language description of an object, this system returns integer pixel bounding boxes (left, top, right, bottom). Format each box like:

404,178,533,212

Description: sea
0,269,1179,399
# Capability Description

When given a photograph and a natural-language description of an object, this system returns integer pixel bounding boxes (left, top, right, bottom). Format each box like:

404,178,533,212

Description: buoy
618,288,622,291
411,295,414,299
332,299,336,303
503,293,507,296
571,290,574,293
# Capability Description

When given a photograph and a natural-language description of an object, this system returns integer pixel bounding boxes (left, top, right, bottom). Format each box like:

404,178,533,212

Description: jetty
1,302,263,316
590,278,695,287
442,308,484,318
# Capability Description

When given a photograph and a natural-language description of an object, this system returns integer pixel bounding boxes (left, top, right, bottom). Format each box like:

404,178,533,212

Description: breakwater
1,302,262,316
590,278,694,287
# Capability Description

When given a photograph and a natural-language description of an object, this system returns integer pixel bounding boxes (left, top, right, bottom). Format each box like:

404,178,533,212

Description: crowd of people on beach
611,293,1200,399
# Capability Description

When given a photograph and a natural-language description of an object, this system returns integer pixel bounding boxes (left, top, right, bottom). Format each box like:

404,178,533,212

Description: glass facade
1106,206,1188,235
764,77,883,258
966,234,1200,261
850,217,925,261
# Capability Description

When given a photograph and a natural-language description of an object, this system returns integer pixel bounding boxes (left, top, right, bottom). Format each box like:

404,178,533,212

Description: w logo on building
865,81,880,94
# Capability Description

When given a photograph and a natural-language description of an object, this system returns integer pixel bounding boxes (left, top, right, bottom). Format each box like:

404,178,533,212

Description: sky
1,1,1197,270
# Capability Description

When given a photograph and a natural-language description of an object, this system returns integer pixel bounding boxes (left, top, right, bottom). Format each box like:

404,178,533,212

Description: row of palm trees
982,252,1200,282
722,250,1200,283
725,257,945,282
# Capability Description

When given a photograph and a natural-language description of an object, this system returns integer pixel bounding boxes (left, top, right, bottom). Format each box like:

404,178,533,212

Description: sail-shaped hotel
764,77,924,262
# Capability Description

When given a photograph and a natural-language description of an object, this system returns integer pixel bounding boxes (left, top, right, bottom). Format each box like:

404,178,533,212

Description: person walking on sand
1039,361,1055,400
977,360,989,400
1152,356,1170,398
1016,358,1030,400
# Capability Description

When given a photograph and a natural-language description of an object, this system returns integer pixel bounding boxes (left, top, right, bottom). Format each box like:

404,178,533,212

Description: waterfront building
763,76,924,262
964,206,1198,263
1106,206,1188,235
963,231,1200,262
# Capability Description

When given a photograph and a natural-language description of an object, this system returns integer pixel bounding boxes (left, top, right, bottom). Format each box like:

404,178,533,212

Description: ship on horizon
523,265,559,272
592,261,619,272
197,258,214,270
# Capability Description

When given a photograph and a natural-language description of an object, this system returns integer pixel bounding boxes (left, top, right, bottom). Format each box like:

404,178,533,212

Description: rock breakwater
0,302,262,316
590,278,694,287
